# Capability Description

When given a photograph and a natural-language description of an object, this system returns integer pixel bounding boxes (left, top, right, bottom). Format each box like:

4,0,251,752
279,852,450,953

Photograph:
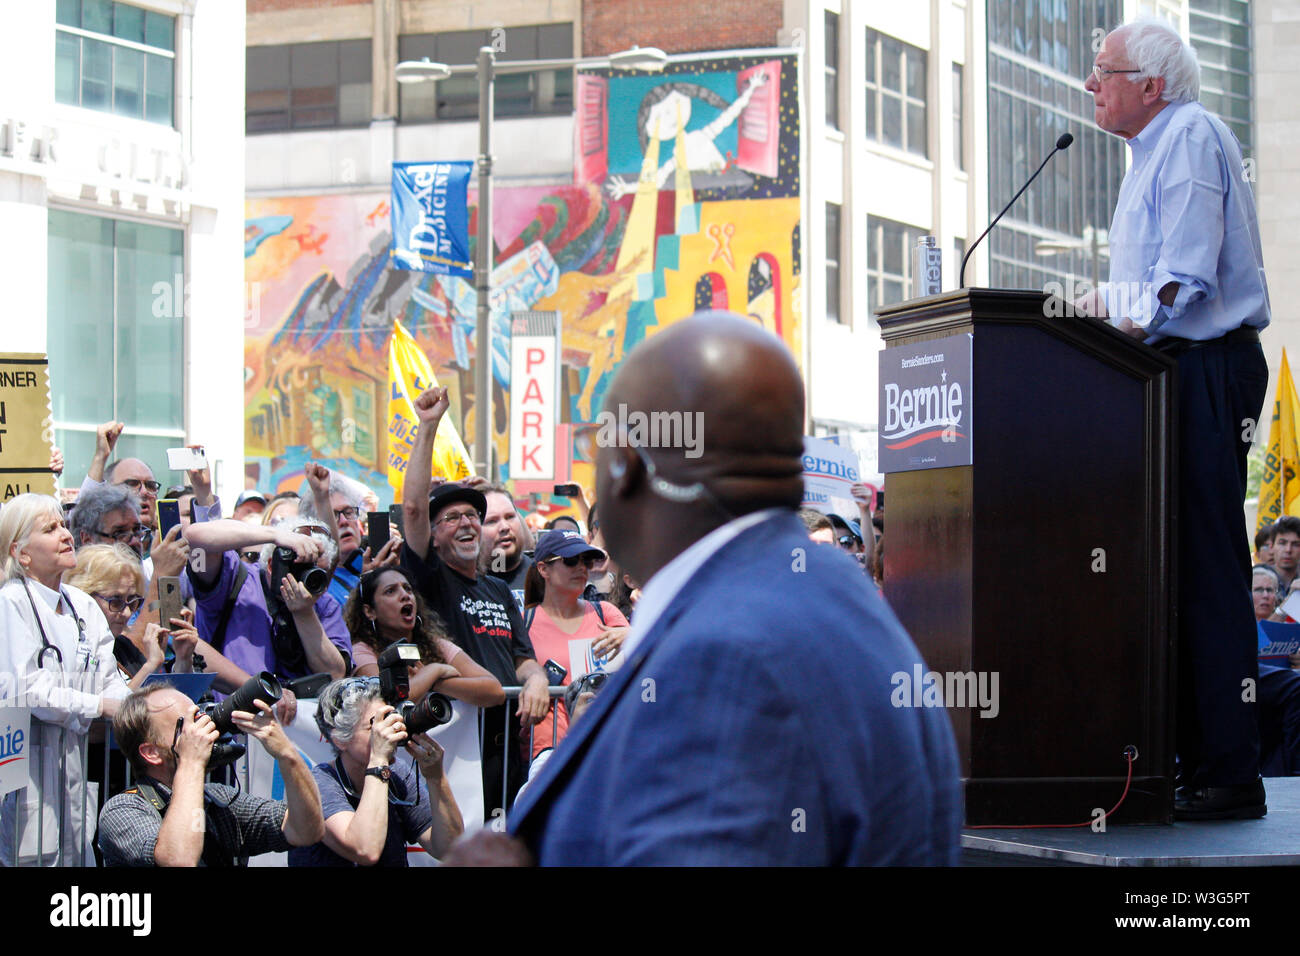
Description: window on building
1190,0,1252,154
952,63,965,170
865,28,927,157
47,210,185,472
246,40,372,133
55,0,175,126
866,216,927,317
398,24,573,123
825,10,840,130
826,203,843,323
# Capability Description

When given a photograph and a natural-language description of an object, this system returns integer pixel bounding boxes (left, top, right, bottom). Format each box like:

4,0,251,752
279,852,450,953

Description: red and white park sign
509,313,560,480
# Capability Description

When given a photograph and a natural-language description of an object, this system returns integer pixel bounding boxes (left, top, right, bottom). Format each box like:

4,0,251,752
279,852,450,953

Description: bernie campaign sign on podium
390,161,473,278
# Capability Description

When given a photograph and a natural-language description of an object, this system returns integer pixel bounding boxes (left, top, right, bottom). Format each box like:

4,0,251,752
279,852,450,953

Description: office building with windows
0,1,245,502
788,1,989,477
244,3,578,192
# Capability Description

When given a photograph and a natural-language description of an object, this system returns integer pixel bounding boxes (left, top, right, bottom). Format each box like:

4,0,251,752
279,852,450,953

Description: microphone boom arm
960,139,1070,288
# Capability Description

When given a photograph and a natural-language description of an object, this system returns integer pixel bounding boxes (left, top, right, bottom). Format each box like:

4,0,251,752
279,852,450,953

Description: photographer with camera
97,680,325,866
183,518,352,709
289,677,463,866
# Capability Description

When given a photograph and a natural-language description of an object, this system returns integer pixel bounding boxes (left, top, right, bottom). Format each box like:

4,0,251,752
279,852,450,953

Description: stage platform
962,777,1300,866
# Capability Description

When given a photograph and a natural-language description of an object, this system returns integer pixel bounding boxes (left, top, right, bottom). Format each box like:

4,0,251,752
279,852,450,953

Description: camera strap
259,572,308,678
209,560,249,654
130,780,236,867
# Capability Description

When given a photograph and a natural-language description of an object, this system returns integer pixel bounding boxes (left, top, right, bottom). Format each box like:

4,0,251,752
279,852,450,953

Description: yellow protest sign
386,320,473,499
0,353,56,501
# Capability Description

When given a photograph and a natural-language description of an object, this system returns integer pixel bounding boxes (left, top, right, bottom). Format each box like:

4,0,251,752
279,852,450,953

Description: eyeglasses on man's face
118,478,161,495
334,506,360,522
437,509,480,528
97,524,147,544
1090,64,1142,84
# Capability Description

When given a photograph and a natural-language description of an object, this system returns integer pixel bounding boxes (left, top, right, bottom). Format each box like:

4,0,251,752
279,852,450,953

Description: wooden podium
876,289,1177,825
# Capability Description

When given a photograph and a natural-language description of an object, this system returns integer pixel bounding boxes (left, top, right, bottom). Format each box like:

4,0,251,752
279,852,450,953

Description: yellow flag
1257,349,1300,531
386,320,473,499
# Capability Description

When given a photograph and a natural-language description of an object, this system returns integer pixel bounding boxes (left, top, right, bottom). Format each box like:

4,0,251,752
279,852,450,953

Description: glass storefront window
47,210,185,477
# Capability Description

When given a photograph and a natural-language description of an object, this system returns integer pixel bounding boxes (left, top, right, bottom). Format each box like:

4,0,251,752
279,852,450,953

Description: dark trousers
1174,338,1268,787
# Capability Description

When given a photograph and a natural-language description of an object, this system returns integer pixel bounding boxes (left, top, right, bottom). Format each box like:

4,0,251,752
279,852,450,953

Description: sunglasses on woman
544,554,599,569
93,593,145,613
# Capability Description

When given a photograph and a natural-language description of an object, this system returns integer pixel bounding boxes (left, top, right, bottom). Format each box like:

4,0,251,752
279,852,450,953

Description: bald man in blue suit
499,314,962,866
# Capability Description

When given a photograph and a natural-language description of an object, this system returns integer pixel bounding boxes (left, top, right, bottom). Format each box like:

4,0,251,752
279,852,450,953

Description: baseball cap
236,490,267,507
534,529,606,563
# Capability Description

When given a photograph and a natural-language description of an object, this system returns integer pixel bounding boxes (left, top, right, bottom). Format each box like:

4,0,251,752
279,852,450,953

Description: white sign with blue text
801,436,862,521
0,706,31,797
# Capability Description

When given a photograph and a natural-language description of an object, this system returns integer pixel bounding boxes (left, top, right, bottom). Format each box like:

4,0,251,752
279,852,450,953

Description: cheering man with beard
468,478,534,612
400,388,550,819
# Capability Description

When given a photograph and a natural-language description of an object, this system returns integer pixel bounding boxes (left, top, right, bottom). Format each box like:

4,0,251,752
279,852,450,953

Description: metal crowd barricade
488,686,566,815
3,717,251,867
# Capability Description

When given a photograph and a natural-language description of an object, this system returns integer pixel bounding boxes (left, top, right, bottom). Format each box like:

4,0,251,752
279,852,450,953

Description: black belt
1153,326,1260,356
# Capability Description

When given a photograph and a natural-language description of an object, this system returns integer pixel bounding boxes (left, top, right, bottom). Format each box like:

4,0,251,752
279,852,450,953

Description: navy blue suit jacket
510,512,963,865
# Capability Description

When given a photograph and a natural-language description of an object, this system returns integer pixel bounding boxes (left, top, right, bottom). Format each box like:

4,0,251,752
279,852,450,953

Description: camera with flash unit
375,643,453,734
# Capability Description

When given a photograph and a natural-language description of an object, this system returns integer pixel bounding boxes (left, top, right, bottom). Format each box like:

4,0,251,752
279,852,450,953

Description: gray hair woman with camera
287,677,463,866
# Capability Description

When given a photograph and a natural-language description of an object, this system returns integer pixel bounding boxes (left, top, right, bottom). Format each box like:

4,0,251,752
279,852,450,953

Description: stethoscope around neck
20,575,87,670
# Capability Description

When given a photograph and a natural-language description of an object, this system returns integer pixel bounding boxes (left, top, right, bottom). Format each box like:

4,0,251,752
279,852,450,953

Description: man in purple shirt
183,518,353,720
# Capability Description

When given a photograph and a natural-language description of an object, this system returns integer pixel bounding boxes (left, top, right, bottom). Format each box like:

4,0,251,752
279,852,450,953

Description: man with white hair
298,466,399,605
1082,18,1270,819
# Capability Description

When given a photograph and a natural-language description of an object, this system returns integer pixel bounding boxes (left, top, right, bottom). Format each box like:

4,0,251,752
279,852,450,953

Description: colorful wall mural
243,52,801,507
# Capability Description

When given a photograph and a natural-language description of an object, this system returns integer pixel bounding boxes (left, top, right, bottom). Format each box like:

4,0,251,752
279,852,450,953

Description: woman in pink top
522,530,630,757
344,567,504,708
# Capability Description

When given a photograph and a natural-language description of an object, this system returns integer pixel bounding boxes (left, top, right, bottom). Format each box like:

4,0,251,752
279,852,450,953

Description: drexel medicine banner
390,161,473,278
878,332,972,473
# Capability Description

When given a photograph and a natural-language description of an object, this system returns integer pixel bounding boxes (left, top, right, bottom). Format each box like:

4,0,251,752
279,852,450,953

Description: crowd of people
3,393,784,865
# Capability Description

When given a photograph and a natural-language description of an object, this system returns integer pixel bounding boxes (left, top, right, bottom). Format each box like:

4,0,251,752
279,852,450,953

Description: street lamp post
475,46,494,479
396,45,668,480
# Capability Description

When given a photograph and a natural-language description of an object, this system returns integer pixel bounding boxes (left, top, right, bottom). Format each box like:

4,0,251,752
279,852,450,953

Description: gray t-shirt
287,756,432,867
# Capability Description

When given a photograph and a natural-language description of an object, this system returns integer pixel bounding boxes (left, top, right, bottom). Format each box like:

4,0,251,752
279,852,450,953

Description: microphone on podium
959,133,1074,288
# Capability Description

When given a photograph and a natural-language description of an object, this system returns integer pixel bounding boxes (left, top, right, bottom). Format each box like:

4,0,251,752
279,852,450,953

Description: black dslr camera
375,643,453,734
196,672,283,769
270,546,330,597
265,547,331,679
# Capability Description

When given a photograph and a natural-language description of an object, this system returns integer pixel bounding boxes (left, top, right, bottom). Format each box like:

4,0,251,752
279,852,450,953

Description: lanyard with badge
20,577,94,672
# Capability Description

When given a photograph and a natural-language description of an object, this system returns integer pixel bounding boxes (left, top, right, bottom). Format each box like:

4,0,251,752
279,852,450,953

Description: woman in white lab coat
0,494,129,866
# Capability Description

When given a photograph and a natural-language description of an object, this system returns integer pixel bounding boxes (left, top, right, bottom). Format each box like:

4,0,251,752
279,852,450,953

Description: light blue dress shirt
1103,99,1270,342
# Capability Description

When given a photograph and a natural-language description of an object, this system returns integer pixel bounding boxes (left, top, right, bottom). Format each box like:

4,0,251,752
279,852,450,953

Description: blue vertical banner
390,160,474,277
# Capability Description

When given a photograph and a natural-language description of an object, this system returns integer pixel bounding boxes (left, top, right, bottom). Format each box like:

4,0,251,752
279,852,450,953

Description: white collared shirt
621,508,785,660
1104,100,1269,341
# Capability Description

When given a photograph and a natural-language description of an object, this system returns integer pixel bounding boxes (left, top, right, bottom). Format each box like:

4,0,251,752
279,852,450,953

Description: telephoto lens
401,692,454,735
207,672,283,734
